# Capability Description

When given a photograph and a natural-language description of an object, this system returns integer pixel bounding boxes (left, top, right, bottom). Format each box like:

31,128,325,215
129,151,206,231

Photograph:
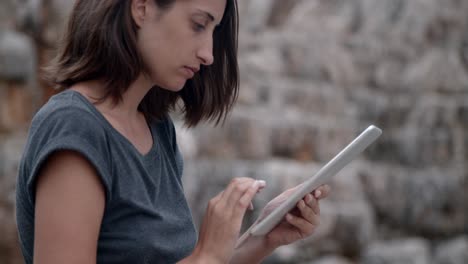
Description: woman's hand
256,184,331,248
229,184,331,264
183,177,265,264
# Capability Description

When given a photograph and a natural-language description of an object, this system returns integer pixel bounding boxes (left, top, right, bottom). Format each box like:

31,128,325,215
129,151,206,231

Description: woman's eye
193,22,206,32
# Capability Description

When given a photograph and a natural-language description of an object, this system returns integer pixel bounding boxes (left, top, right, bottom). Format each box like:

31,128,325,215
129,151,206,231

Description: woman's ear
131,0,148,28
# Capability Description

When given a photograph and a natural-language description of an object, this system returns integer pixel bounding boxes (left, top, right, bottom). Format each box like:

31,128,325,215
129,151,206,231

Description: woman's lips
182,66,199,78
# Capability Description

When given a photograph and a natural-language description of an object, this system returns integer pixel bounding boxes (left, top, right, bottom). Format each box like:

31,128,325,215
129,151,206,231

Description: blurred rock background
0,0,467,263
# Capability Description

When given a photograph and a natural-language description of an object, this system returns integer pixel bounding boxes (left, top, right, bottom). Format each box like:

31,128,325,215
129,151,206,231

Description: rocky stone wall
0,0,467,263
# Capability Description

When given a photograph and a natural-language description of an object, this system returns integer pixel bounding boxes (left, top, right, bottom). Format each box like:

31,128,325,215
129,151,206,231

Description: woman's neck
70,73,153,121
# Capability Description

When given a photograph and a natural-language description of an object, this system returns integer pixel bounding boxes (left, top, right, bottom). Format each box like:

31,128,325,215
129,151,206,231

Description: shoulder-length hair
44,0,239,127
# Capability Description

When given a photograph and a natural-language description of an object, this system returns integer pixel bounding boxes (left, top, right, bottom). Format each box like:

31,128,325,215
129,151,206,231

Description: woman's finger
285,213,317,236
222,177,252,201
306,194,320,215
211,190,224,205
249,182,266,210
235,180,265,215
314,184,331,199
298,196,320,225
225,179,259,209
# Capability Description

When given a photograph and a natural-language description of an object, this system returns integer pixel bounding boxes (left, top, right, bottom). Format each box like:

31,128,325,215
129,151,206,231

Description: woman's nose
197,40,214,66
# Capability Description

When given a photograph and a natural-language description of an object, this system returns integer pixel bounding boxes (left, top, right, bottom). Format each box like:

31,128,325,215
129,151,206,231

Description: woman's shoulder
32,89,99,125
28,89,109,144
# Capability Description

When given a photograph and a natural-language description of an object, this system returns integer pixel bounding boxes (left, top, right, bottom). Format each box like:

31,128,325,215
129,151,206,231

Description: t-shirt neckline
60,89,158,160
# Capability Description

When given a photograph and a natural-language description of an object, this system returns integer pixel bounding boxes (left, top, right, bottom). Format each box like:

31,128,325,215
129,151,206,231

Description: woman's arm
34,150,105,264
229,236,275,264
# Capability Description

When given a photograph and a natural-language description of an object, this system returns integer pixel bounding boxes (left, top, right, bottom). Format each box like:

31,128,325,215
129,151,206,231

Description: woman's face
132,0,226,91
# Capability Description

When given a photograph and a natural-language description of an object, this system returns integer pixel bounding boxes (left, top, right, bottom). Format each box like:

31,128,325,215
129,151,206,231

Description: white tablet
237,125,382,245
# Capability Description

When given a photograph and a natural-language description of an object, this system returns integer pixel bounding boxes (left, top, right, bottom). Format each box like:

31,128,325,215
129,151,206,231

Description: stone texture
238,0,274,33
362,238,430,264
309,256,354,264
42,0,74,47
0,132,27,264
0,30,35,82
404,48,468,92
194,112,272,160
0,83,34,131
296,200,375,259
434,236,468,264
281,34,360,85
360,165,468,237
16,0,42,35
286,0,358,35
0,0,16,28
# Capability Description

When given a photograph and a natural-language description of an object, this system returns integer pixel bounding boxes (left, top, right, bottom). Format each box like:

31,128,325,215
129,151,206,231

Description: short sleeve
23,106,113,204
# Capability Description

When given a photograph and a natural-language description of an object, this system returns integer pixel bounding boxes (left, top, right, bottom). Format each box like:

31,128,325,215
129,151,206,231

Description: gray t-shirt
16,89,197,264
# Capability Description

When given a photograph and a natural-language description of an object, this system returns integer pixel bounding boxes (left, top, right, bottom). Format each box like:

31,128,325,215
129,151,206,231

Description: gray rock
16,0,41,34
461,29,468,70
281,33,361,85
240,36,285,77
0,30,35,81
299,200,375,258
42,0,75,46
0,0,16,27
193,112,272,160
357,0,404,36
310,256,354,264
374,59,407,91
236,70,275,106
390,0,439,48
286,0,359,35
434,236,468,264
361,238,430,264
174,121,198,160
240,0,274,32
404,49,468,92
266,0,301,28
279,82,348,117
268,109,356,162
0,132,26,264
399,100,457,167
269,121,320,162
361,164,468,237
0,131,27,201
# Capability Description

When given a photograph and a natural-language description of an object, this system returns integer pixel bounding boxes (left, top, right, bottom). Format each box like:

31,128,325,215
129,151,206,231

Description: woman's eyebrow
195,8,216,23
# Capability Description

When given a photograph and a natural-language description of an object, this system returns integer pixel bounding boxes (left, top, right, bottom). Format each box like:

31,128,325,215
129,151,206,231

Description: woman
16,0,330,263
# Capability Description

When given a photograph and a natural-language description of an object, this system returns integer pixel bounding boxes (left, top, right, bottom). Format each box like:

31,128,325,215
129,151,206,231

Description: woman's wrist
255,235,279,255
178,246,222,264
230,235,277,264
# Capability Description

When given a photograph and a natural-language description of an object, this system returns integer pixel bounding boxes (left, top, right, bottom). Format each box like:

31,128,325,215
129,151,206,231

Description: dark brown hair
44,0,239,127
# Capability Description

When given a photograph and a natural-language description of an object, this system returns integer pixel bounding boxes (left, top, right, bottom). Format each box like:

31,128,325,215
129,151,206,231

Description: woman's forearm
230,236,276,264
177,246,220,264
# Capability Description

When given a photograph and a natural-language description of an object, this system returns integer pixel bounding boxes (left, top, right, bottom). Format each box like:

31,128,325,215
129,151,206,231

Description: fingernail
249,202,254,210
257,180,266,187
299,200,305,208
315,190,321,198
286,214,293,221
251,181,259,188
307,194,313,202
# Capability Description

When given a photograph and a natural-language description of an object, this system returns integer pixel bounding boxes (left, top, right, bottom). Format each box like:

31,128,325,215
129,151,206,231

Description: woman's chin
155,80,186,93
